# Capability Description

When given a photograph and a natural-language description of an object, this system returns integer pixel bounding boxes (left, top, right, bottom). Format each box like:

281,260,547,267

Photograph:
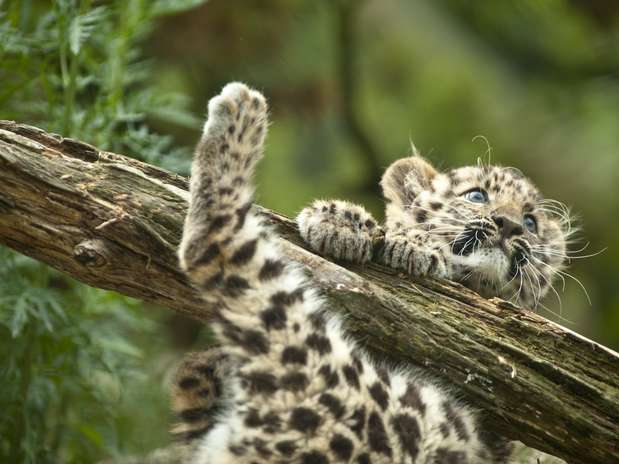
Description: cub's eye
523,214,537,234
462,188,488,204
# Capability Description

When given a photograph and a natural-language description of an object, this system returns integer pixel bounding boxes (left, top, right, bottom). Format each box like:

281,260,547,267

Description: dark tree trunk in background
0,121,617,464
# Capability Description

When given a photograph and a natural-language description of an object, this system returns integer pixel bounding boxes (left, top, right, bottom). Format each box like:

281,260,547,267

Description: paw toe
248,90,267,114
207,95,236,120
221,82,251,102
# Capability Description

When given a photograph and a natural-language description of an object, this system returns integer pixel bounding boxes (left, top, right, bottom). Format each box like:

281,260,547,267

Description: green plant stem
48,394,69,460
334,0,382,197
58,8,74,136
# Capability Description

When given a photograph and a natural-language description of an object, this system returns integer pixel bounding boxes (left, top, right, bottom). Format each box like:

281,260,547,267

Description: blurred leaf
69,6,107,55
9,298,28,337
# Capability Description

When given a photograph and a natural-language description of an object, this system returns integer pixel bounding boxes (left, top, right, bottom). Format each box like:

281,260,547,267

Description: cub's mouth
450,220,497,257
451,224,532,286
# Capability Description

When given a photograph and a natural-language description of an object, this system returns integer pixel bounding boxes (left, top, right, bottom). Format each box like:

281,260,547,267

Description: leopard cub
298,152,568,308
175,82,569,463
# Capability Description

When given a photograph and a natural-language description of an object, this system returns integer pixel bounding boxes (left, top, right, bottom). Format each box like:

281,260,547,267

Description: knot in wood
60,138,99,162
73,239,109,267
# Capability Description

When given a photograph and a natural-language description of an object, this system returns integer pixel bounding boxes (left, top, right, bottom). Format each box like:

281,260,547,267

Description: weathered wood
0,120,617,463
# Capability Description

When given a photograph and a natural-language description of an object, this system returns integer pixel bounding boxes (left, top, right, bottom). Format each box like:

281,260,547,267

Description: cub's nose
492,215,524,239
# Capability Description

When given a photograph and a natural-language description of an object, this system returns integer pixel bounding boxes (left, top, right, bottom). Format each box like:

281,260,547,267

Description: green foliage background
1,0,618,461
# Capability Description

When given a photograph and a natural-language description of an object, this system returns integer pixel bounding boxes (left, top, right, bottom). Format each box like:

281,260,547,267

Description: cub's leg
170,348,231,442
178,83,379,464
297,199,382,263
178,82,268,293
297,199,451,277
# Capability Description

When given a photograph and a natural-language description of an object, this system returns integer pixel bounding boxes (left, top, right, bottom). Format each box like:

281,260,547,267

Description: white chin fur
454,247,510,283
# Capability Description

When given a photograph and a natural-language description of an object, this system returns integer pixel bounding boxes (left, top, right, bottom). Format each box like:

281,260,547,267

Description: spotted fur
170,349,230,441
176,83,567,463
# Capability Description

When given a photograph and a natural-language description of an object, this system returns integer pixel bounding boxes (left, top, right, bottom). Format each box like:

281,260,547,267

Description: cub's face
382,156,569,307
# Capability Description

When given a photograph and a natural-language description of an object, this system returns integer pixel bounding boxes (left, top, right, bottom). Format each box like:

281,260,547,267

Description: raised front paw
203,82,268,172
380,236,449,278
297,199,382,263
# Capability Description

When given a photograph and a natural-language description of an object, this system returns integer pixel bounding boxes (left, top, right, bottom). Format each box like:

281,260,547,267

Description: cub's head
381,155,570,307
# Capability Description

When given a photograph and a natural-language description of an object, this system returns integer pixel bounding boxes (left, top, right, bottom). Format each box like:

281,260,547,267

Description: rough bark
0,120,617,464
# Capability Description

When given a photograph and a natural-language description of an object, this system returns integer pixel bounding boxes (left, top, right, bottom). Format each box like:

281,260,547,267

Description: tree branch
0,121,617,464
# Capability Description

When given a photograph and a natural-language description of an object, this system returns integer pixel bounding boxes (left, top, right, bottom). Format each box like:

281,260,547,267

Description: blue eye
523,214,537,233
462,188,488,204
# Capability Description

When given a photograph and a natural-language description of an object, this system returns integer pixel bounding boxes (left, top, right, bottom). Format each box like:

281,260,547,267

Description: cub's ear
380,156,438,206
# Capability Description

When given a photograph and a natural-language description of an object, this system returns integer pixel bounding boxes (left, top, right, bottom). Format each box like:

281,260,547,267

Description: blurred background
1,0,618,461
